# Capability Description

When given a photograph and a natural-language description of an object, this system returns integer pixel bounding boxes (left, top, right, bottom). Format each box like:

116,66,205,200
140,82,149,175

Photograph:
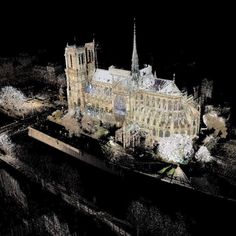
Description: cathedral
64,22,200,148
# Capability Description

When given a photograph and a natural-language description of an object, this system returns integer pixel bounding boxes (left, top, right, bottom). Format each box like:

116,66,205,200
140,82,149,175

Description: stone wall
28,127,119,176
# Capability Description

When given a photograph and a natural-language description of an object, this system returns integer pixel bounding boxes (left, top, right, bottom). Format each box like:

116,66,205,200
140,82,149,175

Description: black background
0,1,235,114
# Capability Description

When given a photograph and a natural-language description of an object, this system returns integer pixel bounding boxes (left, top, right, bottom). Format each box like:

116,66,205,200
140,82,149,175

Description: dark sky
0,2,235,102
1,2,233,55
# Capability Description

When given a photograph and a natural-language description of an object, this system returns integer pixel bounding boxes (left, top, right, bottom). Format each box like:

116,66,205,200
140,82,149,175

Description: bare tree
0,133,15,156
81,115,101,134
127,200,190,236
195,146,213,163
127,201,148,236
0,169,28,209
158,134,194,164
203,111,227,138
0,86,32,117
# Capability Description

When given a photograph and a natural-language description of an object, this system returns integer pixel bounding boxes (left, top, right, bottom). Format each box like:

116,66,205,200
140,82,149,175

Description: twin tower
64,21,139,112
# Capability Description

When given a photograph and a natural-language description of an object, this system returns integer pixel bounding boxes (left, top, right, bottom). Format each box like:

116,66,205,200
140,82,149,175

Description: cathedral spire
131,18,139,79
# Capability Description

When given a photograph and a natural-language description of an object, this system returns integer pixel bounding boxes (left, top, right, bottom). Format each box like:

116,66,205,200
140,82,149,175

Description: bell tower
65,41,96,112
85,40,96,82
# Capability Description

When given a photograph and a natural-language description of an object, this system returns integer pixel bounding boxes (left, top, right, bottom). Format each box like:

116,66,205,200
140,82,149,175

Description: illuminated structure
64,22,200,148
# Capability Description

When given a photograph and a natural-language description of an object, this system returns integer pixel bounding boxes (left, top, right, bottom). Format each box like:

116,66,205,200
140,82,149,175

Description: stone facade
64,25,200,148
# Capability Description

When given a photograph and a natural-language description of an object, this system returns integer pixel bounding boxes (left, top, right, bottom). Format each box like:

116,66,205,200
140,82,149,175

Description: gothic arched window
165,130,170,137
168,101,172,110
153,128,156,136
159,130,163,137
153,119,156,125
114,95,126,116
81,54,84,64
70,54,73,68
